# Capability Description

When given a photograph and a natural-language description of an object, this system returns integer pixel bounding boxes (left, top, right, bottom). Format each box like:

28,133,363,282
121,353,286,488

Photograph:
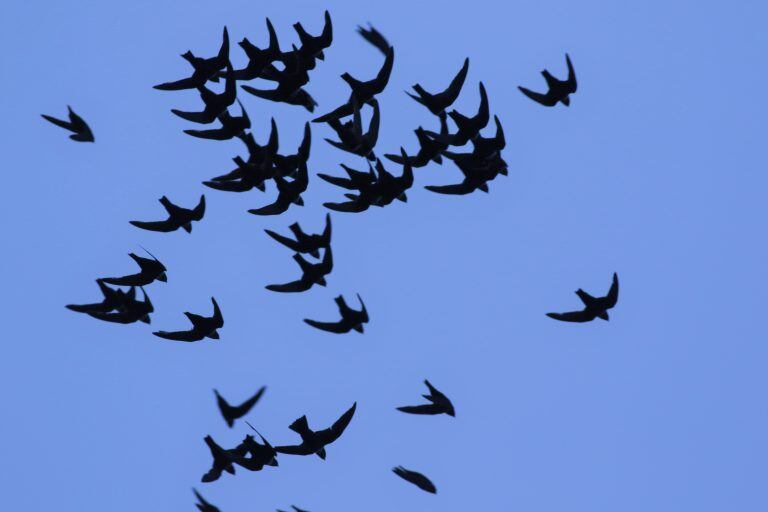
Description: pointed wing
184,127,234,140
604,273,619,308
441,57,470,106
265,279,311,293
210,297,223,327
323,199,370,213
565,53,577,92
191,195,206,221
274,443,314,456
264,229,301,251
87,311,136,324
153,76,200,91
41,114,74,131
326,402,356,442
518,86,558,107
129,219,179,232
396,403,443,415
232,386,266,417
424,182,475,195
303,318,350,334
357,23,390,55
153,329,204,341
171,108,217,124
545,310,594,323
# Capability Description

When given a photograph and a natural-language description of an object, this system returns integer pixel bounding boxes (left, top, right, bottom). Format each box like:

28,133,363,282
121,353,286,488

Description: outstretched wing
153,329,203,341
129,219,179,233
248,197,290,216
274,443,314,456
264,229,301,251
184,127,234,141
396,404,443,415
153,76,200,91
565,53,577,92
518,86,558,107
545,310,594,323
424,183,475,195
265,279,311,293
303,318,349,334
326,402,357,442
605,273,619,308
41,114,73,131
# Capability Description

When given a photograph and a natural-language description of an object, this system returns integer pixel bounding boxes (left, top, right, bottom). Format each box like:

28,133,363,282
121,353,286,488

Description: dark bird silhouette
518,53,577,107
425,152,507,196
205,119,279,192
397,380,455,416
265,213,331,258
357,23,390,55
324,98,379,160
101,251,167,286
275,402,356,459
130,195,205,233
193,488,221,512
273,122,312,177
41,106,94,142
236,424,279,471
304,294,369,334
154,27,229,91
230,19,281,81
293,10,333,61
66,280,135,314
214,387,266,427
265,247,333,293
425,82,489,146
171,64,237,124
248,160,309,216
406,58,469,116
153,297,223,341
469,114,506,160
313,46,394,123
547,273,619,322
87,287,154,324
242,84,318,112
322,155,411,212
184,101,251,140
385,114,448,168
392,466,437,494
201,435,248,483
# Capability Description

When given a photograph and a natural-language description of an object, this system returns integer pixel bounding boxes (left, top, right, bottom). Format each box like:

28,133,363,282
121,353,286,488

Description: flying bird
200,435,248,483
397,380,455,416
293,10,333,61
357,23,391,55
273,122,312,177
406,57,469,116
87,287,154,324
41,106,94,142
264,213,331,258
214,387,266,427
248,160,309,216
171,64,237,124
154,26,229,91
425,82,489,146
184,101,251,141
275,402,356,459
153,297,224,341
130,195,205,233
66,280,135,314
236,425,279,471
324,98,379,160
230,19,281,81
518,53,577,107
547,273,619,322
392,466,437,494
100,251,167,287
265,247,333,293
385,114,448,168
193,488,221,512
304,294,369,334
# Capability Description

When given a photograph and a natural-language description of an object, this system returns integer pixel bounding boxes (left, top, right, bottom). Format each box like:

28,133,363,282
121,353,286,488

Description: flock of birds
46,10,618,510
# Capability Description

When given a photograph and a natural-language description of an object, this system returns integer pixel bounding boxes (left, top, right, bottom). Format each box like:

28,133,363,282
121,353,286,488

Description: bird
275,402,356,459
100,251,167,287
87,287,154,324
129,195,205,233
425,82,489,146
41,106,94,142
392,466,437,494
248,160,309,216
304,294,369,334
273,122,312,177
153,297,224,341
406,57,469,116
214,387,266,427
293,10,333,61
357,23,391,55
385,114,449,168
265,247,333,293
264,213,331,258
313,46,394,123
200,435,248,483
66,280,135,314
154,26,229,91
236,424,279,471
193,488,221,512
242,84,318,112
547,273,619,322
184,101,251,141
397,380,455,416
229,19,281,81
278,506,310,512
425,152,507,196
324,98,379,160
171,64,237,124
518,53,577,107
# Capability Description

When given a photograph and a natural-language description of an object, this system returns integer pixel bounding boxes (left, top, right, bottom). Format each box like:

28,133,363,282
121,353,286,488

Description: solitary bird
518,53,577,107
130,195,205,233
66,280,135,314
41,106,94,142
171,64,237,124
230,19,281,81
87,287,154,325
193,488,221,512
100,251,167,287
406,58,469,116
304,294,369,334
275,402,357,459
153,297,224,341
154,27,229,91
392,466,437,494
236,425,279,471
265,213,331,258
397,380,455,416
265,247,333,293
547,272,619,323
214,387,266,427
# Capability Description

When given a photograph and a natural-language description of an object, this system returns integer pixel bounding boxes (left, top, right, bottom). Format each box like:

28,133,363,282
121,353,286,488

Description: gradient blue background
2,0,767,510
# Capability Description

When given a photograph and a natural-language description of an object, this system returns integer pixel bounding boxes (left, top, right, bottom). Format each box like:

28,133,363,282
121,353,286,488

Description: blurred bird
214,387,266,427
357,23,391,55
392,466,437,494
41,106,94,142
406,58,469,116
518,53,577,107
248,160,309,216
193,488,221,512
184,101,251,140
324,98,379,160
385,114,449,168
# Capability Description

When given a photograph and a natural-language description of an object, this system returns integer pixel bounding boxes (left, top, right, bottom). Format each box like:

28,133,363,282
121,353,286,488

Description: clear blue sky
2,0,767,510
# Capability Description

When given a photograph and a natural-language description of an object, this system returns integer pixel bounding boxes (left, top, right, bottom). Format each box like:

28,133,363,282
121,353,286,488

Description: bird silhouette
66,280,135,315
171,64,237,124
87,287,153,324
130,195,205,233
357,23,391,55
397,380,455,416
547,273,619,322
193,488,221,512
392,466,437,494
518,53,577,107
154,27,229,91
214,387,266,427
275,402,356,459
407,57,469,116
100,251,167,287
153,297,223,341
41,106,94,142
304,294,369,334
265,213,331,258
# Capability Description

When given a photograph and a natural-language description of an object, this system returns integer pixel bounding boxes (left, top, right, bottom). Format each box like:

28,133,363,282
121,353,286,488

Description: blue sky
2,0,767,510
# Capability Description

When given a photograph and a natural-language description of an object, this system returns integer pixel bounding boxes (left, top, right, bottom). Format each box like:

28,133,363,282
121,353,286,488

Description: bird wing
326,402,356,442
565,53,577,92
171,107,217,124
396,404,443,415
605,273,619,308
323,199,370,213
274,443,314,456
545,310,594,323
440,57,470,106
264,229,301,251
153,76,201,91
232,386,266,417
153,329,203,341
129,219,179,232
41,114,74,131
517,86,558,106
191,195,206,221
424,183,475,195
303,318,350,334
87,311,135,324
357,24,390,55
248,197,290,216
211,297,223,327
184,127,234,140
265,279,311,293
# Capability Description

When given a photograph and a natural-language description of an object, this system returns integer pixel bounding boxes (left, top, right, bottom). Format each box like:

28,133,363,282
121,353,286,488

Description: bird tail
289,415,310,434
